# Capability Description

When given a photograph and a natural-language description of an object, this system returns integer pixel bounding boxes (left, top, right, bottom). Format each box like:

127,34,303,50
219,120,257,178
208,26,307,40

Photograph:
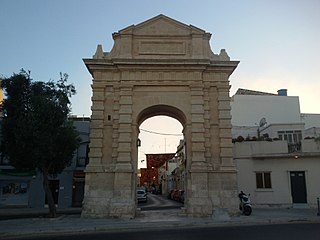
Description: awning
0,169,36,177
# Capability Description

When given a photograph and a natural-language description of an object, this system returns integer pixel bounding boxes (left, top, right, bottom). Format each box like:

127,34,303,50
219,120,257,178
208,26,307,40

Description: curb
1,215,319,239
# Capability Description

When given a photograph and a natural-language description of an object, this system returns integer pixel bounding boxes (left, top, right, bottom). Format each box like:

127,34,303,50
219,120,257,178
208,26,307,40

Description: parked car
167,189,174,199
171,189,180,201
168,189,185,203
137,189,147,203
179,190,185,203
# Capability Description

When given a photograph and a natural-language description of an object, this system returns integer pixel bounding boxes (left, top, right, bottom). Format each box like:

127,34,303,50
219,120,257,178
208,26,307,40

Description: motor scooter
238,191,252,216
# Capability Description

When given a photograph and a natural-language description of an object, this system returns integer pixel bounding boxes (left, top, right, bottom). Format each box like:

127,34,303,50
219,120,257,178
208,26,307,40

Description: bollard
317,197,320,216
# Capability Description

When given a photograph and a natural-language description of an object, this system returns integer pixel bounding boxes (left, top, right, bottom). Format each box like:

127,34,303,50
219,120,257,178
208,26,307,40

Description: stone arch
136,104,187,127
82,15,239,218
135,104,188,195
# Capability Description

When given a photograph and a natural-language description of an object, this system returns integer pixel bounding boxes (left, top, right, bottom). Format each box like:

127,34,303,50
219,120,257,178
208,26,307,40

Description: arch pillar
186,85,212,216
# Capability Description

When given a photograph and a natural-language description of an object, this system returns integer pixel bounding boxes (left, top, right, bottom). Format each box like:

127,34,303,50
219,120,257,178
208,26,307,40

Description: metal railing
288,142,301,153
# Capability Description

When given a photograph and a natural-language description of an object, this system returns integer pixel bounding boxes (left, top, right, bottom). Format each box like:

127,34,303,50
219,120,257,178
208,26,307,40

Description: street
1,193,319,240
138,192,183,211
12,223,320,240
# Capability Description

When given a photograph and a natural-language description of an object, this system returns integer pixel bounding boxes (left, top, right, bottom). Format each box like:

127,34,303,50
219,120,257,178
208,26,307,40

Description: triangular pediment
119,14,205,36
100,15,230,60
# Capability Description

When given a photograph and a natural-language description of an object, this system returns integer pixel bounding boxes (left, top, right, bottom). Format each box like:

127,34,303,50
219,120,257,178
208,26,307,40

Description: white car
136,189,147,203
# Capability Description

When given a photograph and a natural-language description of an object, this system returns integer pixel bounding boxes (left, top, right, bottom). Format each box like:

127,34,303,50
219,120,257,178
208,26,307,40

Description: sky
139,116,183,168
1,0,319,166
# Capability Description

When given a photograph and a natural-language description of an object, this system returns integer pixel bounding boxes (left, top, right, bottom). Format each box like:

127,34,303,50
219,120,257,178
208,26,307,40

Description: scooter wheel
243,206,252,216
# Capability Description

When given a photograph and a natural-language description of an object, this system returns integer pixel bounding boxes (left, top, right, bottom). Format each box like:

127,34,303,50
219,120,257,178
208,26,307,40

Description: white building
234,139,320,208
231,89,301,127
301,113,320,130
232,88,320,208
158,139,186,196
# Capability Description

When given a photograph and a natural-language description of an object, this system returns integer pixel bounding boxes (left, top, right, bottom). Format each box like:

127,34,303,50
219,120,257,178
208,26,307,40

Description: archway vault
137,104,186,128
82,14,239,218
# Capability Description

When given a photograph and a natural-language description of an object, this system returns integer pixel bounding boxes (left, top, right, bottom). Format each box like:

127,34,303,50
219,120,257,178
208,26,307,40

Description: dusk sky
1,0,319,165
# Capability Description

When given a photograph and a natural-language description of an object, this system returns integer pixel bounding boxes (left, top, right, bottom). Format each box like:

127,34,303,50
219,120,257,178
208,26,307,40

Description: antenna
259,117,267,127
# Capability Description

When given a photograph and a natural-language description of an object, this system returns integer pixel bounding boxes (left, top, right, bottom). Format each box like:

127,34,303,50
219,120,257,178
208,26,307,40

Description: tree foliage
0,70,80,217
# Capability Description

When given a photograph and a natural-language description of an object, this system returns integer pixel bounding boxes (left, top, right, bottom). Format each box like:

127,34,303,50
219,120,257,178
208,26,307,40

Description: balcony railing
288,142,301,153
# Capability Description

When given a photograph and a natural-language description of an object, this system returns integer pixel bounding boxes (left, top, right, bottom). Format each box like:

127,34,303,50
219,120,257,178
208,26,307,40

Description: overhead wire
140,128,183,136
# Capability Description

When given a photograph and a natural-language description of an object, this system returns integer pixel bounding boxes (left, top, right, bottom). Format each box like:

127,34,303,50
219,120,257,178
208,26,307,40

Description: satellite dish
259,118,267,127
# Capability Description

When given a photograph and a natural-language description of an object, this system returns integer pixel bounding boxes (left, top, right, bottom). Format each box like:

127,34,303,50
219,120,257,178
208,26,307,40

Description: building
164,140,186,193
161,156,179,194
0,117,90,208
231,88,301,127
301,113,320,137
232,88,320,208
139,153,175,193
234,138,320,208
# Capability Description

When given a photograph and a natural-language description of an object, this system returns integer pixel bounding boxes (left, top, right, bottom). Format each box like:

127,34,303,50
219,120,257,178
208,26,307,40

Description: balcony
233,139,320,159
233,140,288,158
301,139,320,153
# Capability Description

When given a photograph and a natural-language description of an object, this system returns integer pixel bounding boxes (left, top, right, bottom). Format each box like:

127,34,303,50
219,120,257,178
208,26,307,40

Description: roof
235,88,277,96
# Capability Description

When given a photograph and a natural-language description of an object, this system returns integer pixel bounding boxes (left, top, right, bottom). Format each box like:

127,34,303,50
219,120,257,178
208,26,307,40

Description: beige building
82,15,239,218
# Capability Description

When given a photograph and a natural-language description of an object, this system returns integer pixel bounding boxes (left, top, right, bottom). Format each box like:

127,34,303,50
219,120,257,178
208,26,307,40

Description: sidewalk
0,207,319,239
0,207,82,220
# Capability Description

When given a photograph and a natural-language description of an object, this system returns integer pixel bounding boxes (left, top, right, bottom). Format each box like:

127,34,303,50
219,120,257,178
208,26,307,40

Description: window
76,144,90,167
256,172,272,189
278,130,302,144
278,130,302,153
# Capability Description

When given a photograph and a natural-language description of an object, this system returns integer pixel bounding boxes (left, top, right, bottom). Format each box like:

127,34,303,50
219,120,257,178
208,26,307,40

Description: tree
0,70,80,217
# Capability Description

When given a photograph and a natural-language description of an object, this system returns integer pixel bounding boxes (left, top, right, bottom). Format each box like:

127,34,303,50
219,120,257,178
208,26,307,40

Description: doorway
290,171,307,204
72,180,85,207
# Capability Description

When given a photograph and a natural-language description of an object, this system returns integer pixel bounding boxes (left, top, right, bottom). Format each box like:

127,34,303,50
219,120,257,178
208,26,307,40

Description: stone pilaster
82,81,110,218
217,82,236,171
86,84,104,172
187,85,212,217
110,85,135,218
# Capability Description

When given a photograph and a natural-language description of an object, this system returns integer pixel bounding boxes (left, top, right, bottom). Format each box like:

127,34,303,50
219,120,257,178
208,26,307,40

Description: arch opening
135,105,187,210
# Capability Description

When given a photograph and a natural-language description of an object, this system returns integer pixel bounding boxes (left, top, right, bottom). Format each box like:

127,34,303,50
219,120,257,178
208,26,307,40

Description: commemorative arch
82,15,239,218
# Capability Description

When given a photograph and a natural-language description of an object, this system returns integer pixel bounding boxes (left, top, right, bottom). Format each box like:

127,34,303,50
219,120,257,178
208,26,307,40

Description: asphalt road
138,192,183,210
12,223,320,240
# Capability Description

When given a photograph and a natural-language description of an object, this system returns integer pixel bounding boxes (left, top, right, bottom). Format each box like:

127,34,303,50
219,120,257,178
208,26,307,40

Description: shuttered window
256,172,272,189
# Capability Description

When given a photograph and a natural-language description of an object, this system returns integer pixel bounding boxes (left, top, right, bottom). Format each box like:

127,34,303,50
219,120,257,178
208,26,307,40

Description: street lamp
137,138,141,147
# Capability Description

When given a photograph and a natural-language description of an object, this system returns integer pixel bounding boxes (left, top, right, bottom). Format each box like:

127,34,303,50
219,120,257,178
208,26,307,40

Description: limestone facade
82,15,239,218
